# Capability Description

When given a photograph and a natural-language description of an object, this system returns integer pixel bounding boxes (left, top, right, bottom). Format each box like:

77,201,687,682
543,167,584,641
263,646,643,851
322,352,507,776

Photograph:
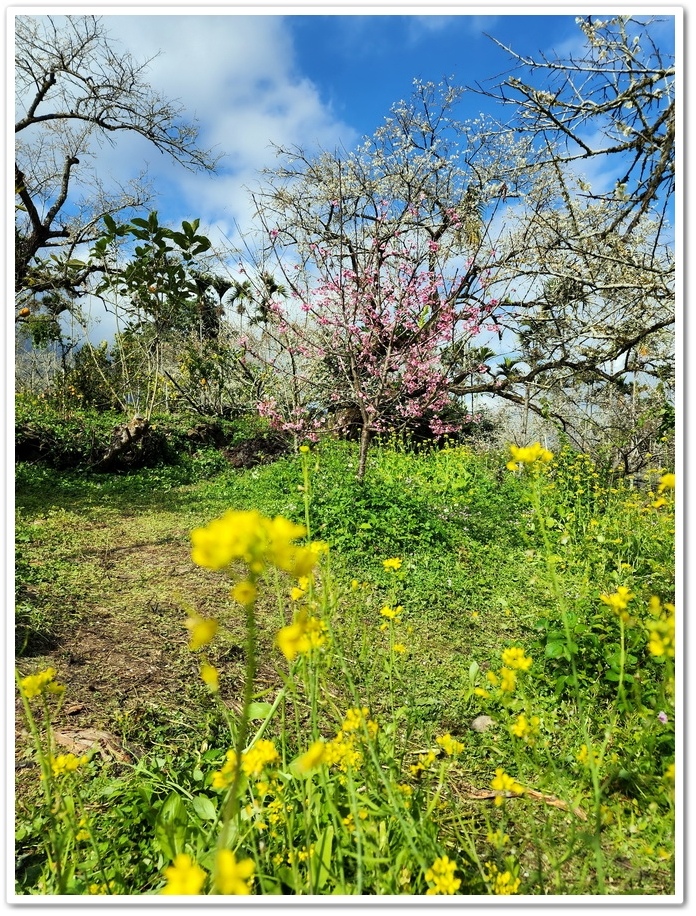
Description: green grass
14,437,676,896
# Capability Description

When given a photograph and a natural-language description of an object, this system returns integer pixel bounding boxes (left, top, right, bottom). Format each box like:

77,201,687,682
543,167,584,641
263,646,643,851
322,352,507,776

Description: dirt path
15,505,285,772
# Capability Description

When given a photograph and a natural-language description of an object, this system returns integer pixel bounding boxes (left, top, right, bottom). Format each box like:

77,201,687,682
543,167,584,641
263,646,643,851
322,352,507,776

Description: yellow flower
299,445,310,453
486,829,509,849
200,662,219,691
19,667,59,699
646,599,675,658
231,580,257,605
500,668,516,693
657,473,675,494
576,744,600,767
425,855,461,895
410,749,437,776
211,749,239,789
276,611,327,661
383,557,402,571
241,740,279,777
473,687,490,699
392,642,407,654
324,733,363,771
50,753,88,777
510,713,540,742
506,442,553,470
185,614,218,651
214,849,255,895
191,509,266,571
501,646,532,671
600,586,634,619
190,510,318,579
380,604,403,620
161,853,207,895
490,768,524,805
486,862,521,895
296,740,327,774
342,706,378,737
436,733,464,756
663,763,675,783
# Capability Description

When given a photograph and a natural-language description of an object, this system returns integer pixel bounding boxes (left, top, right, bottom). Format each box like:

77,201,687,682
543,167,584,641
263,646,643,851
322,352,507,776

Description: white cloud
46,13,358,241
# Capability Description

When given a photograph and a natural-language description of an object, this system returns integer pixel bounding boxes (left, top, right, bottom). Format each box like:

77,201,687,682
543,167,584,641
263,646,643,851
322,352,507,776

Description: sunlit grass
15,440,676,895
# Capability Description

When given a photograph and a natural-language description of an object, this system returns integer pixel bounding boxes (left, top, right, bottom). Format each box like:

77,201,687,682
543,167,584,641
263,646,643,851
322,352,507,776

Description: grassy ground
14,439,676,896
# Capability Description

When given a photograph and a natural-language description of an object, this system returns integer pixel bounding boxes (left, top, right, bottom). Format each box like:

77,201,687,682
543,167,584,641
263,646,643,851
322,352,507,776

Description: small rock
470,715,494,733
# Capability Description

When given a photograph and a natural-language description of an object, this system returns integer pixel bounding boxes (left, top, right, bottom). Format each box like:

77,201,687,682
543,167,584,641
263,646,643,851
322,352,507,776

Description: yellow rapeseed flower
510,713,540,742
600,586,634,620
501,646,533,671
19,667,59,699
190,510,318,579
436,733,464,756
500,668,517,693
276,611,327,661
506,442,553,470
486,862,521,895
342,706,378,737
231,580,257,605
50,753,88,777
425,855,461,895
185,614,218,651
657,473,675,494
214,849,255,895
161,853,207,895
410,749,437,776
324,733,363,772
241,740,279,777
296,740,327,774
379,604,403,620
490,768,524,805
576,744,600,767
200,662,219,691
646,597,675,658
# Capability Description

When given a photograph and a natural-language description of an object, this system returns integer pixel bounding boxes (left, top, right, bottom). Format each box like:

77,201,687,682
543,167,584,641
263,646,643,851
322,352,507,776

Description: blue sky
16,5,674,253
12,3,679,358
13,2,679,353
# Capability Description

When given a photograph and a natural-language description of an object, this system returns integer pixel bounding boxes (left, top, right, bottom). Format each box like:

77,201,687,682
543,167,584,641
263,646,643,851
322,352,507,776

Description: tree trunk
92,416,150,471
357,424,371,481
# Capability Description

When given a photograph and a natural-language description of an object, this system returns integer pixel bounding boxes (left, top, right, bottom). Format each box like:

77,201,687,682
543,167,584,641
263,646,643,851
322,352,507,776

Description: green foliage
14,437,676,896
15,398,278,473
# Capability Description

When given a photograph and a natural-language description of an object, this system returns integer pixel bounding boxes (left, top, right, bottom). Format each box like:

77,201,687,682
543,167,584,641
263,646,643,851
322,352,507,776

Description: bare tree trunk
357,424,371,482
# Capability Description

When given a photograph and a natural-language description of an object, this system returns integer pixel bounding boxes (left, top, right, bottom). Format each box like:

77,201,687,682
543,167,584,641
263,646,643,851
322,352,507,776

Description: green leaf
311,824,334,890
545,640,566,659
247,701,274,720
190,794,217,822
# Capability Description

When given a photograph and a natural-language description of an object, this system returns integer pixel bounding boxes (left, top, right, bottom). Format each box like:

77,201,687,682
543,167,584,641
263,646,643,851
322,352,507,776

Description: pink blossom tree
250,80,527,478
